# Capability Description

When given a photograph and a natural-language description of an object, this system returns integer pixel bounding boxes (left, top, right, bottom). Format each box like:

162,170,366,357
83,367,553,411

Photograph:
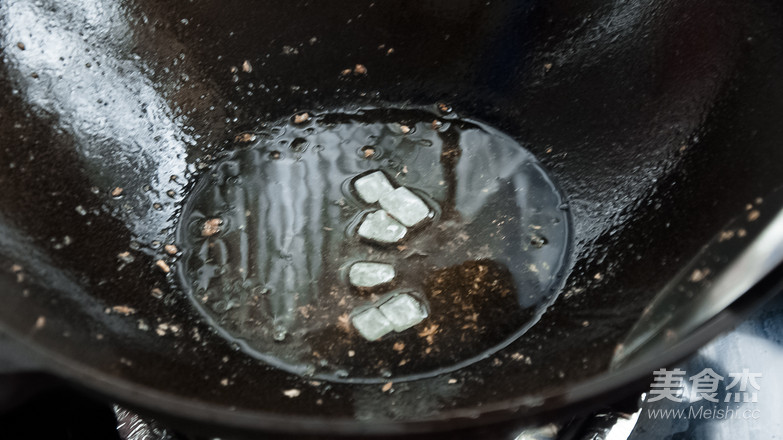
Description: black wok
2,0,783,438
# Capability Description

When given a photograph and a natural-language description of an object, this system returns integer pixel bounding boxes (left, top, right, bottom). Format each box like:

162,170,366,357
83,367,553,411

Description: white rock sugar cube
349,262,395,288
357,210,407,244
351,307,394,341
378,293,428,332
379,187,430,227
353,171,395,204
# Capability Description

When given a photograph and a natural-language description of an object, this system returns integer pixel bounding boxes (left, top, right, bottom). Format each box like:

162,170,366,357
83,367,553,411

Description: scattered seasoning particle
431,120,443,130
737,228,747,237
353,64,367,75
719,230,735,242
293,112,311,124
111,305,137,316
582,320,590,327
348,350,355,357
543,62,553,72
11,264,23,273
166,189,176,198
387,48,395,55
448,378,457,384
156,259,171,273
593,272,603,281
361,146,375,158
283,388,301,398
235,132,255,143
689,268,709,283
17,42,25,50
381,382,393,392
220,378,229,386
340,68,352,76
156,323,169,336
748,210,760,222
164,244,178,255
230,66,238,73
399,124,411,134
117,251,135,263
202,218,222,237
34,316,45,330
111,187,124,197
281,45,299,55
392,341,405,352
242,60,252,73
437,102,452,113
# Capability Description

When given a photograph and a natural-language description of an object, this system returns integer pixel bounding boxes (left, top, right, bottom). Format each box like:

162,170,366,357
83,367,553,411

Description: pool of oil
176,105,571,383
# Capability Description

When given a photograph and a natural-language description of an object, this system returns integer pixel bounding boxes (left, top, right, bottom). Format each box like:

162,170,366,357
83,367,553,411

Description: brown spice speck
111,305,137,316
719,230,735,242
111,187,123,197
748,210,760,222
34,316,45,330
353,64,367,75
543,62,553,72
283,388,301,398
381,382,393,392
392,341,405,352
164,244,178,255
235,132,256,143
689,268,710,283
399,124,411,134
17,42,25,50
156,259,171,273
294,112,311,124
337,313,351,333
242,60,253,73
202,218,222,237
340,68,352,76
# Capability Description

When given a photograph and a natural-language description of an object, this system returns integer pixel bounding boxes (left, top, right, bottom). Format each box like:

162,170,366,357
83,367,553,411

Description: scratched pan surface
2,0,783,437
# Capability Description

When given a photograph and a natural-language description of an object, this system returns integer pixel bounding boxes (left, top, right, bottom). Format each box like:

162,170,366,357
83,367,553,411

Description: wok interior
2,0,783,427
